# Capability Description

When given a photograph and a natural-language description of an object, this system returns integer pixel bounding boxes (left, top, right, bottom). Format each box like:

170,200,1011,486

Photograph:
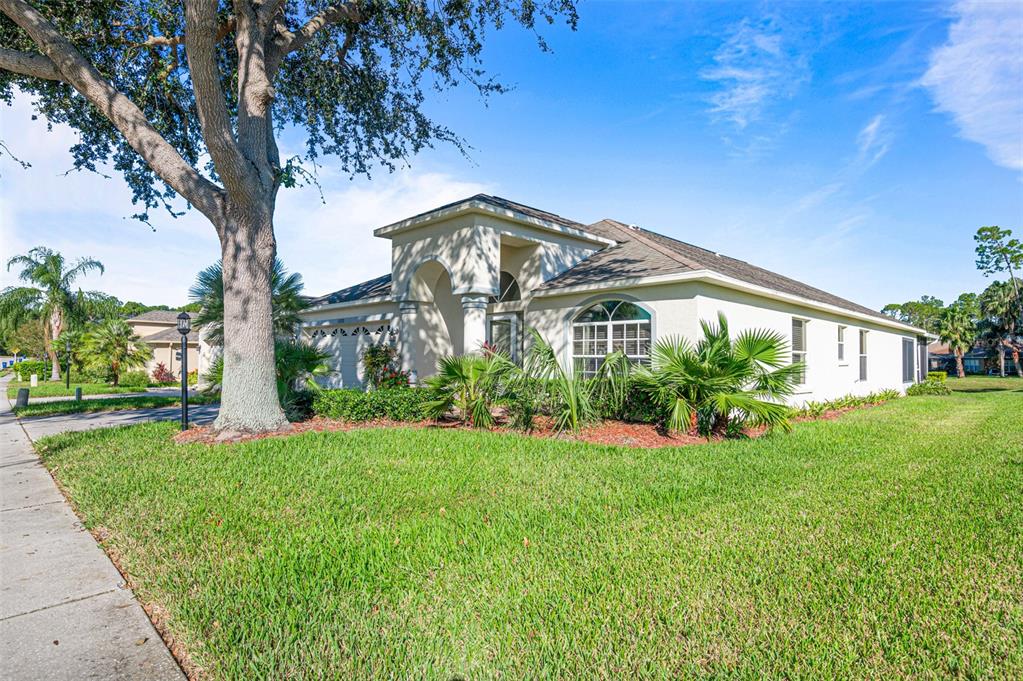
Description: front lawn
13,393,217,418
37,390,1023,679
5,381,148,399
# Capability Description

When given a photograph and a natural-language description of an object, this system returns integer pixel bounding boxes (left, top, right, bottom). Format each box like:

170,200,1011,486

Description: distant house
300,194,930,404
928,341,1016,374
126,311,202,380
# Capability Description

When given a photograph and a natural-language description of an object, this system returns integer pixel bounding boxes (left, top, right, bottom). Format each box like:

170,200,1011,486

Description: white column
398,301,419,382
461,294,489,355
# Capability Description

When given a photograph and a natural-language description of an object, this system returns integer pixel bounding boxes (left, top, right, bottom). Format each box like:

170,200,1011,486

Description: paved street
0,375,188,680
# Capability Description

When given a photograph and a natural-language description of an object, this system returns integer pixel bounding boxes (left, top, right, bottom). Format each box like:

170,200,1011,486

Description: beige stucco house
300,195,929,404
126,310,201,380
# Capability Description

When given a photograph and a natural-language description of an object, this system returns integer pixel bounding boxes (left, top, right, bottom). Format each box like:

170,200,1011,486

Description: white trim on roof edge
304,295,395,313
534,270,928,336
372,199,615,247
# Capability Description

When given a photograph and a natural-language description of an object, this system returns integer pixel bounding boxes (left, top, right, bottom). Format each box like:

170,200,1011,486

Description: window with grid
791,318,808,385
837,325,845,361
572,300,652,378
859,330,868,381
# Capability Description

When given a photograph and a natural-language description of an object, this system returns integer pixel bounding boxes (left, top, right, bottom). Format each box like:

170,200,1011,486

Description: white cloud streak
701,16,810,131
921,0,1023,171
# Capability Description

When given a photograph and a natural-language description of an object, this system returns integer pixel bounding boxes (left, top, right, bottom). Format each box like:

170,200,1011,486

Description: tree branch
136,16,236,49
282,1,361,55
184,0,258,204
0,0,225,222
0,45,63,80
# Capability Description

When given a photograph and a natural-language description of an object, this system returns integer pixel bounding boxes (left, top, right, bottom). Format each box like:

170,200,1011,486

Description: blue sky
2,0,1021,310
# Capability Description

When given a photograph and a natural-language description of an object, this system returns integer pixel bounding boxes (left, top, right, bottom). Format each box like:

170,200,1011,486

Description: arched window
488,271,521,304
572,300,652,378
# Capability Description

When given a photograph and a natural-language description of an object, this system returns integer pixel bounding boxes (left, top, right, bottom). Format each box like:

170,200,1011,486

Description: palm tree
82,320,153,386
938,304,978,379
188,257,308,346
632,313,801,437
0,247,104,380
980,280,1023,377
425,352,516,428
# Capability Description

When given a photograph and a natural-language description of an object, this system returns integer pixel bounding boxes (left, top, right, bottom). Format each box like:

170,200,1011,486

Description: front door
487,313,521,363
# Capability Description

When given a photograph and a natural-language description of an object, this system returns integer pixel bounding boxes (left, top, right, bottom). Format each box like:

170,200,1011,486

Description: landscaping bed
36,388,1023,679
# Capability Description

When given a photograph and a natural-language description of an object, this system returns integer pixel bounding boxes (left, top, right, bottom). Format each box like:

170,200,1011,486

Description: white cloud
855,114,891,166
1,93,491,305
701,16,810,131
921,0,1023,171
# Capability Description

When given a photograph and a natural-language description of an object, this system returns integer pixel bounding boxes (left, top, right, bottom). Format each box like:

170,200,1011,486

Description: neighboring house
126,310,202,380
300,195,930,403
928,341,1017,375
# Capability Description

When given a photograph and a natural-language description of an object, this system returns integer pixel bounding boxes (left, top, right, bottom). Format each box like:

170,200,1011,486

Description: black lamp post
177,312,191,431
65,338,71,390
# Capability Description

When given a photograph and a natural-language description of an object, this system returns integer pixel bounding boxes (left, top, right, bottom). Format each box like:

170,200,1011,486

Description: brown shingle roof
128,310,187,323
143,326,198,343
309,274,392,306
541,219,893,322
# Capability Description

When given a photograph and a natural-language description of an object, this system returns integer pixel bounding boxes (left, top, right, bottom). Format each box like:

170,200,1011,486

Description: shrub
907,379,952,396
927,371,948,382
312,387,433,422
119,370,150,388
425,353,515,427
151,362,176,384
14,359,46,379
796,390,901,417
362,344,408,389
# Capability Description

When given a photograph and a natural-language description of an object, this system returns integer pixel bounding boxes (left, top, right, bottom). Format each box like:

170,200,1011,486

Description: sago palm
188,257,308,346
82,320,153,386
425,352,515,428
0,247,104,380
632,313,801,436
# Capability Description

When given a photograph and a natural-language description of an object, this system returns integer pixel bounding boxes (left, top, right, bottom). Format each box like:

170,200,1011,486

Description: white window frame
486,313,521,364
837,325,846,363
859,330,868,381
571,300,652,379
791,317,808,385
902,337,915,383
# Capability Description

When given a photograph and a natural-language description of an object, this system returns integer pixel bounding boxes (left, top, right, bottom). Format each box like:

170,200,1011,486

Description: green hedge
927,371,948,382
312,387,433,422
119,371,150,388
13,360,46,378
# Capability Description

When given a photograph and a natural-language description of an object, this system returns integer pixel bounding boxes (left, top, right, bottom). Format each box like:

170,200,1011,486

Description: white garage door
308,322,396,388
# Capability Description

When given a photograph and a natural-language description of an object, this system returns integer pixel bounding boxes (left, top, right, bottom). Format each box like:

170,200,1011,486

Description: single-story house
300,195,930,404
928,341,1018,375
126,310,202,380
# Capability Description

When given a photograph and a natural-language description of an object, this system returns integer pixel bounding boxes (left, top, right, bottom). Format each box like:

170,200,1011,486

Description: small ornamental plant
152,362,176,384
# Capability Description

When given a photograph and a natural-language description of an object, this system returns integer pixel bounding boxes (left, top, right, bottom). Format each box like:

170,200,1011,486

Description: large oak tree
1,0,577,433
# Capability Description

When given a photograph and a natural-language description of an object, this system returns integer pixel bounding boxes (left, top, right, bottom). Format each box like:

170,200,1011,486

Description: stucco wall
144,343,199,381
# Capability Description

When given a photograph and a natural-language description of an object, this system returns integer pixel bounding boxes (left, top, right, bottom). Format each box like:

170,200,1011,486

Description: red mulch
174,415,747,448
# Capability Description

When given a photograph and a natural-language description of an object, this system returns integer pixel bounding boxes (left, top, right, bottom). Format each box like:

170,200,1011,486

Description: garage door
308,322,396,388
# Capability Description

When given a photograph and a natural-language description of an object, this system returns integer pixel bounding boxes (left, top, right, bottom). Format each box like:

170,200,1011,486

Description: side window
859,330,868,381
837,325,845,361
902,338,915,382
791,318,808,385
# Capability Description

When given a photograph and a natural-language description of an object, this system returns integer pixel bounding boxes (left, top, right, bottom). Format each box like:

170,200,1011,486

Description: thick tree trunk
955,351,965,379
998,341,1006,377
212,201,288,434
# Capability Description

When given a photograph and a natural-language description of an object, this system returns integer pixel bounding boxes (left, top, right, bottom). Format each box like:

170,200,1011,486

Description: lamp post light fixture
65,338,71,390
177,312,191,431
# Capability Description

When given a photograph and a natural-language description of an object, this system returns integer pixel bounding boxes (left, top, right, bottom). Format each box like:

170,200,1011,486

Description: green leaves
635,313,797,437
424,352,515,428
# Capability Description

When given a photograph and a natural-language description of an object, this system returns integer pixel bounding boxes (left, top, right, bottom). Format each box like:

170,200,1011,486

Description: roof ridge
599,219,708,272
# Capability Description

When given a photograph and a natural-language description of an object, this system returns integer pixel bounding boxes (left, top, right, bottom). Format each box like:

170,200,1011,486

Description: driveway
18,403,220,440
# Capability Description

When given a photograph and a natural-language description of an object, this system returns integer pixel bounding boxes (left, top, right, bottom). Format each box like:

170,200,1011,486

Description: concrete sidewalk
0,376,185,680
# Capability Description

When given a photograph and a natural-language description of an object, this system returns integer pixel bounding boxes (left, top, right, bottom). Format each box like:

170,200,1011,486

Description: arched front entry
397,258,492,380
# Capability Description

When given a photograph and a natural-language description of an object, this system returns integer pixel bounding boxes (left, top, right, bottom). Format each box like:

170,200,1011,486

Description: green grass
37,391,1023,679
13,393,217,418
5,381,149,399
946,374,1023,393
